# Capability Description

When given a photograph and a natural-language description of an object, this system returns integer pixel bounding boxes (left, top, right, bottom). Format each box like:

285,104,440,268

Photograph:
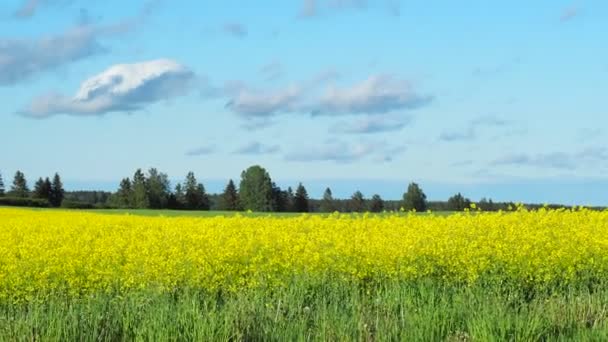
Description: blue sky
1,0,607,204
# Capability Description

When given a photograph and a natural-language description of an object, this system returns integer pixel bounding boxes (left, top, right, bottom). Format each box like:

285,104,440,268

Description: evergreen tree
174,183,185,209
10,171,29,198
49,173,65,207
370,194,384,213
447,193,471,211
293,183,310,213
402,182,427,212
33,177,51,200
116,178,133,208
271,182,291,212
285,187,295,212
0,172,5,197
184,172,210,210
132,169,149,208
219,179,240,211
349,191,366,212
238,165,274,212
320,187,336,212
146,168,170,209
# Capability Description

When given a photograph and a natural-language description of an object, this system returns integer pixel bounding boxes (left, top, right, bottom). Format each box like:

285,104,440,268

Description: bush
0,197,50,208
60,201,96,209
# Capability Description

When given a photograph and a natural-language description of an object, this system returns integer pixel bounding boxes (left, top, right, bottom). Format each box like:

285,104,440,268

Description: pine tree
132,169,149,209
402,182,427,212
184,172,209,210
10,171,29,198
33,177,52,200
219,179,240,211
320,187,336,212
349,191,366,212
293,183,309,213
116,178,133,208
49,173,65,207
370,194,384,213
0,172,5,197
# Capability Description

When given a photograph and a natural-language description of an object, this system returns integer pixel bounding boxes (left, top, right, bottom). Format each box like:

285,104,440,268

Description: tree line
0,171,64,207
0,167,593,212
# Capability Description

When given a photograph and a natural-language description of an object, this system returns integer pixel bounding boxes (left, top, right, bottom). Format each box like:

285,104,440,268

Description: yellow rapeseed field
1,207,608,301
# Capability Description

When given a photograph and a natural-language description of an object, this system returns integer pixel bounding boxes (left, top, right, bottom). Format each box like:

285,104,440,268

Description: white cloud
19,59,195,118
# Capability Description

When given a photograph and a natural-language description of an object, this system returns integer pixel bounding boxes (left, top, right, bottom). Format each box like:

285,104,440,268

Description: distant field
0,206,456,217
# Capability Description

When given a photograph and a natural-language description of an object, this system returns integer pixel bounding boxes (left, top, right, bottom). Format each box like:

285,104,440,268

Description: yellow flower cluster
1,207,608,300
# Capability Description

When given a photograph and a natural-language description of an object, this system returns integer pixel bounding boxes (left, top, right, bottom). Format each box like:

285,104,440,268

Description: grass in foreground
1,282,607,341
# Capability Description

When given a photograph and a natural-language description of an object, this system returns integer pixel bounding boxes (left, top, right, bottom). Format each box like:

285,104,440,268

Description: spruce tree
0,172,5,197
349,191,366,212
33,177,52,201
320,187,336,212
132,169,149,209
49,173,65,207
10,171,29,198
116,178,133,208
402,182,427,212
219,179,240,211
184,172,210,210
293,183,309,213
370,194,384,213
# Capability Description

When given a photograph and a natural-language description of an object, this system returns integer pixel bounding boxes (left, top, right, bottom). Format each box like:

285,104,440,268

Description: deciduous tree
239,165,273,212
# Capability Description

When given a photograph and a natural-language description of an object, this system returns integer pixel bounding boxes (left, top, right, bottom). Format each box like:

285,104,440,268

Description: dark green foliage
239,165,274,212
115,178,134,208
270,182,291,212
219,179,240,211
293,183,309,213
146,168,170,209
402,182,427,212
60,200,96,209
33,177,51,200
349,191,366,212
168,183,186,209
132,169,149,209
447,193,472,211
478,198,497,211
369,194,384,212
0,172,5,197
0,197,49,207
9,171,29,198
183,172,210,210
319,187,336,212
49,173,65,207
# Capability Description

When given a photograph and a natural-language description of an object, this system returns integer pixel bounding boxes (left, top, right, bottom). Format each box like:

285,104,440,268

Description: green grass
2,282,607,341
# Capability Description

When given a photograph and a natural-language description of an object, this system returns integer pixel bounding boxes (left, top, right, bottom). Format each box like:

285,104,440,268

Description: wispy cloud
260,61,284,81
492,147,608,170
560,6,579,22
18,59,196,118
0,25,105,86
13,0,73,19
186,145,216,156
439,115,514,142
299,0,367,18
234,142,280,155
286,140,404,163
224,74,432,118
223,23,248,38
330,115,411,134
